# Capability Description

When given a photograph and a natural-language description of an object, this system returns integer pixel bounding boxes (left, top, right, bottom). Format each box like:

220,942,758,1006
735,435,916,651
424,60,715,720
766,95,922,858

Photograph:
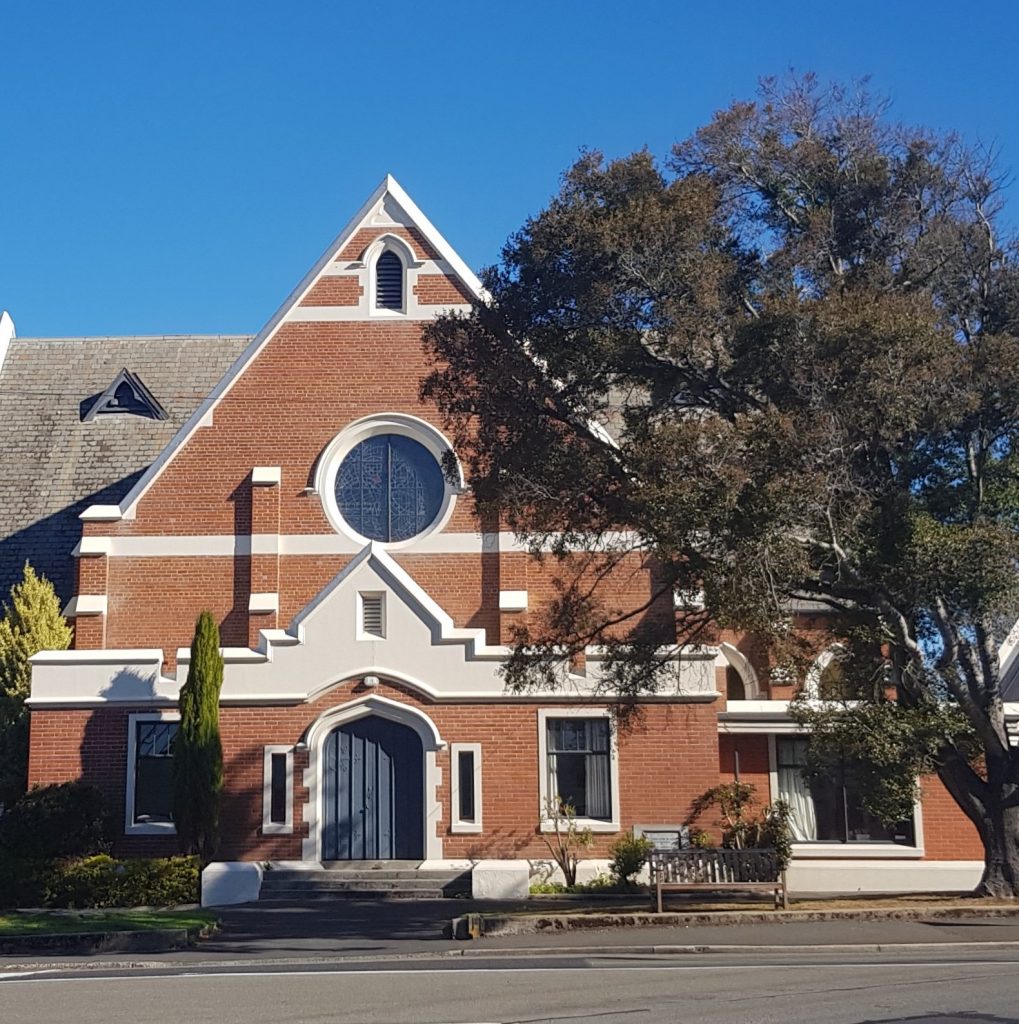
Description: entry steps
258,861,472,901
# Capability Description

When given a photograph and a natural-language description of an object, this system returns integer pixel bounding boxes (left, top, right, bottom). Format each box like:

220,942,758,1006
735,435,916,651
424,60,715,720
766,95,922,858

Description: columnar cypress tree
173,610,224,864
0,563,73,808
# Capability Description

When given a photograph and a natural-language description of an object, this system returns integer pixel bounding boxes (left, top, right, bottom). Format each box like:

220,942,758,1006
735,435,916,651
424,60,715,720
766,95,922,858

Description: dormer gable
81,368,168,422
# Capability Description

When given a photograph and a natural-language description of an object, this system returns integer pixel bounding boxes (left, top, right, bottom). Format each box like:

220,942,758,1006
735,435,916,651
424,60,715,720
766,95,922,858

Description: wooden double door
322,716,424,860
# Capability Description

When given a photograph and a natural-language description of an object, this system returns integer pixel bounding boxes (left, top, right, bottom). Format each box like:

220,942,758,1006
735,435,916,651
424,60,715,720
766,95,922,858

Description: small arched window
375,250,404,310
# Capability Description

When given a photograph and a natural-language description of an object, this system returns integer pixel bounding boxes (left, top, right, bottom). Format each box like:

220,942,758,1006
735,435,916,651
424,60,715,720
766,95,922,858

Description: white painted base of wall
530,859,614,886
788,859,984,894
472,860,530,899
201,861,264,906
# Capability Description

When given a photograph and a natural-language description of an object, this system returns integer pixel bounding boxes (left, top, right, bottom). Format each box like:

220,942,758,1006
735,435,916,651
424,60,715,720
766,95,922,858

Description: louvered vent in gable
375,250,404,310
359,593,386,639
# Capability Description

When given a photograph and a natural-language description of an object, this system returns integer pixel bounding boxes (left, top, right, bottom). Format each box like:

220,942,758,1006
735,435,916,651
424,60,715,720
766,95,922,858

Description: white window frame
313,413,464,549
450,742,482,834
767,734,924,859
125,711,180,836
357,591,387,641
367,236,416,317
262,744,294,835
537,708,620,834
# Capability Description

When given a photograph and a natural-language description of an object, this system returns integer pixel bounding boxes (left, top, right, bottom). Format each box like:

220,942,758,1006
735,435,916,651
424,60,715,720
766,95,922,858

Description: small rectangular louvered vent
375,251,404,310
361,593,385,638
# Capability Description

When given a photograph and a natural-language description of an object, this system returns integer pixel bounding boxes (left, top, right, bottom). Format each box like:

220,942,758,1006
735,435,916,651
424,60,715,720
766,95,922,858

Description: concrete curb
0,927,202,957
453,903,1019,939
5,939,1019,974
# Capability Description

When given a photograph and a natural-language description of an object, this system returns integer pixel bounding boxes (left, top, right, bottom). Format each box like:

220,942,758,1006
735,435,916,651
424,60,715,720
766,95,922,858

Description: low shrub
609,832,655,886
0,856,199,910
42,855,200,909
0,781,112,860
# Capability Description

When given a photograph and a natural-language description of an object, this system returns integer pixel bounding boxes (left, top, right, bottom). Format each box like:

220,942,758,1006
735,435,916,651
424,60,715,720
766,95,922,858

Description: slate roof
0,335,251,602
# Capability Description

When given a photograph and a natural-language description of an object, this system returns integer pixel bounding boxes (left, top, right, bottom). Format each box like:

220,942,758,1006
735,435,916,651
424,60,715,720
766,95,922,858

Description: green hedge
0,855,199,910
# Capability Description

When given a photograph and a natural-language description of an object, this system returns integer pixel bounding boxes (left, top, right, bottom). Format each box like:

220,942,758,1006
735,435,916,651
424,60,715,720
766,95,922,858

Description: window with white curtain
776,738,916,845
546,718,612,820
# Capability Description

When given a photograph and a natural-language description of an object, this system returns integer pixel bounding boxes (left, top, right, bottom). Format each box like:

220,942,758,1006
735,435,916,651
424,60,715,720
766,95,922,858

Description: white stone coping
248,592,280,614
62,595,108,617
498,590,528,612
251,466,282,486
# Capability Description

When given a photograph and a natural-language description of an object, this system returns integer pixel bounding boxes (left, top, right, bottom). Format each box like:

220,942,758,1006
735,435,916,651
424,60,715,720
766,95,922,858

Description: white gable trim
84,176,484,523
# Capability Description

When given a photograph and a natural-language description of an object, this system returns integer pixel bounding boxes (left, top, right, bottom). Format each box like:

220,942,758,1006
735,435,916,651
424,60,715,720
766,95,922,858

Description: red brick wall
920,775,983,860
29,680,722,862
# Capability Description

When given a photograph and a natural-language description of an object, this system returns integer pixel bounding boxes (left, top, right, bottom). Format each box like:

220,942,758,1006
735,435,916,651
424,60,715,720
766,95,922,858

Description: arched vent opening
375,250,404,310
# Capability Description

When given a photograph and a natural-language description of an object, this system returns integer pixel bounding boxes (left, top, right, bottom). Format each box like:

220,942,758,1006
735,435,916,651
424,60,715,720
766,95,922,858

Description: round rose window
335,434,446,542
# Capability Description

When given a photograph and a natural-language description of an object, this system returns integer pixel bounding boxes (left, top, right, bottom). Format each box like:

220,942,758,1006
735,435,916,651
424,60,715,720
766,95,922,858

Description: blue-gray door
322,716,424,860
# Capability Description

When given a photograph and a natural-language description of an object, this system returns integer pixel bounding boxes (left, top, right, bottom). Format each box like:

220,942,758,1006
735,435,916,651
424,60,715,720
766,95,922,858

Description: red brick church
2,177,998,898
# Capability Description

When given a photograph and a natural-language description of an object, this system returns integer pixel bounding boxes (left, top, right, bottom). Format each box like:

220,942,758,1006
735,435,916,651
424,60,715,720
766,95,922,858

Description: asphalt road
4,952,1019,1024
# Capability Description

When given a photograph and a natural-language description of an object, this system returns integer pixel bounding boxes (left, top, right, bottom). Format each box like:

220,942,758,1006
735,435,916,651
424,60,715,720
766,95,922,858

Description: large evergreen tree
173,610,224,863
0,563,73,808
423,77,1019,896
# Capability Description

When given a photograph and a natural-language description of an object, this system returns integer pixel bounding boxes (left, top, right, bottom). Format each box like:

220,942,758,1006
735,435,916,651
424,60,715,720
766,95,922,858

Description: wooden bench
649,848,788,912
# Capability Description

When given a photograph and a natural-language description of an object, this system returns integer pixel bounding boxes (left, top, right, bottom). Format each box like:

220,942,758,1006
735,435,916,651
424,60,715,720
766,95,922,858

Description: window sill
261,823,293,836
540,818,619,835
126,821,177,837
791,842,923,860
450,822,483,835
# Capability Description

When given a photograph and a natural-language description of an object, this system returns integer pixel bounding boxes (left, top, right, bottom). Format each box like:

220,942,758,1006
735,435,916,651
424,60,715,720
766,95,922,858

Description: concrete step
257,886,456,901
264,870,466,883
258,867,472,902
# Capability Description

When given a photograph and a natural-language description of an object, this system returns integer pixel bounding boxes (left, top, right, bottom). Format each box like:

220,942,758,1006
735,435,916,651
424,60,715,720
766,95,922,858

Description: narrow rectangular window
262,745,294,834
450,743,482,833
270,753,288,824
458,750,475,822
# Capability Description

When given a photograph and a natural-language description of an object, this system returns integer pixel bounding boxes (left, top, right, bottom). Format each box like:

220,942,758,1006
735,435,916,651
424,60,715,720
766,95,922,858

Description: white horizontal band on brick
62,595,108,617
75,530,642,558
248,592,280,614
286,304,470,323
74,537,112,557
251,466,282,486
498,590,528,612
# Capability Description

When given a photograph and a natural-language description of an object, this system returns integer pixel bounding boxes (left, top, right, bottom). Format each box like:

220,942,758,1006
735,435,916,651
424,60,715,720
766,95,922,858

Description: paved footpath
5,899,1019,969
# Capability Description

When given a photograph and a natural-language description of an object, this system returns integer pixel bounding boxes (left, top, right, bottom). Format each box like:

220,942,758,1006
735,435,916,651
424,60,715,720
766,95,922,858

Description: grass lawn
0,909,218,936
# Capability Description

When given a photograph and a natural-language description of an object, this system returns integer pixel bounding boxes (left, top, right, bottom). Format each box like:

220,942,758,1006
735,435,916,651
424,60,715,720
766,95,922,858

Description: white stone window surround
262,744,294,835
314,413,465,550
125,711,180,836
766,733,925,859
365,234,420,317
450,742,483,834
537,707,621,834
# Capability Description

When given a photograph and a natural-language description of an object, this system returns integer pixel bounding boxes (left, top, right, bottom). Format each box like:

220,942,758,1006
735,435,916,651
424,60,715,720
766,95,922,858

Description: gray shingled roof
0,335,251,602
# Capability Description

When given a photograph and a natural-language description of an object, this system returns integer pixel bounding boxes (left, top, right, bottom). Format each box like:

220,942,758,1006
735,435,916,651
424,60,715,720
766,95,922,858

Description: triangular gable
175,542,514,703
84,175,484,522
81,368,169,422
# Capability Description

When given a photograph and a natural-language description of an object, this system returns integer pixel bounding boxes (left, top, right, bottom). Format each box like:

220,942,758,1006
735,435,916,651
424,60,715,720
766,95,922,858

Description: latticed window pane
336,434,444,542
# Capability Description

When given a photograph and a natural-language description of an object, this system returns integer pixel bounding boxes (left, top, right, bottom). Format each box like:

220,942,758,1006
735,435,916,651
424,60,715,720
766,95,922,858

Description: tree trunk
975,803,1019,898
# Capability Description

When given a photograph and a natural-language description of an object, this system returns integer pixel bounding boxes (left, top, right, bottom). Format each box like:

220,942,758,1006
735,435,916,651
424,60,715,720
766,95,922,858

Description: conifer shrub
173,611,224,864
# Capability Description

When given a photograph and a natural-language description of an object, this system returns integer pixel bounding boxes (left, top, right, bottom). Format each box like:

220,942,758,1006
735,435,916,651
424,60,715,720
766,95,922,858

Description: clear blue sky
3,0,1018,337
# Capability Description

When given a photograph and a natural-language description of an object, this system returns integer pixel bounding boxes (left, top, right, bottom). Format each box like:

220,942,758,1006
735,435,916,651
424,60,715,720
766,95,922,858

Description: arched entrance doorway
322,716,424,860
